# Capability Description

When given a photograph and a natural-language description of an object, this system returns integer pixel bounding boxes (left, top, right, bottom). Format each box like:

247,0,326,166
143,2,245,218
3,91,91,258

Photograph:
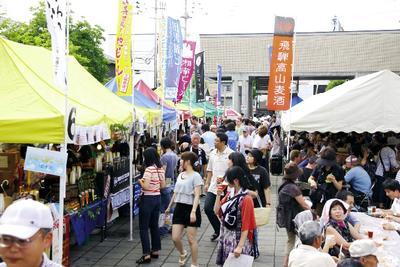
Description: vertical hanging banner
164,17,183,101
45,0,67,88
267,16,295,110
115,0,133,97
215,65,222,107
195,52,205,103
175,40,196,103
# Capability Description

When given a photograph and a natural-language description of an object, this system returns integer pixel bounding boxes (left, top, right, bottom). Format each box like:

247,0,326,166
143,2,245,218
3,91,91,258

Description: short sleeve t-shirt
160,151,178,179
183,146,208,166
226,130,239,151
142,166,165,196
249,166,271,207
311,164,344,200
252,134,271,149
279,182,302,199
174,171,204,205
220,194,256,241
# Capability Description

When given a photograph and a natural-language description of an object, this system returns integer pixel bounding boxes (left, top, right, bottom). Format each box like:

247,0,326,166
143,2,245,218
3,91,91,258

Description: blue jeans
139,195,161,254
160,187,173,213
204,192,220,235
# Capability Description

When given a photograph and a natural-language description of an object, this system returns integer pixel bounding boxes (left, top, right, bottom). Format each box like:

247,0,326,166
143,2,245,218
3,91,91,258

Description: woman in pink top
137,147,166,264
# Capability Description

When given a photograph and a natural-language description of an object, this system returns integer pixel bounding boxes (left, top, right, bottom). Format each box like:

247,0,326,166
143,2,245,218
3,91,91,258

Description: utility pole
154,0,158,89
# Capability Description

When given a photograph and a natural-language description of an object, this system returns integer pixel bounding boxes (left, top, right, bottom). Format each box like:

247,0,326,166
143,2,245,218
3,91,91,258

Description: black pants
139,195,161,254
373,176,391,208
204,192,220,235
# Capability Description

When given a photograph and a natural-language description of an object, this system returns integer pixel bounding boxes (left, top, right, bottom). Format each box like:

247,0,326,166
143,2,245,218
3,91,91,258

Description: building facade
200,30,400,117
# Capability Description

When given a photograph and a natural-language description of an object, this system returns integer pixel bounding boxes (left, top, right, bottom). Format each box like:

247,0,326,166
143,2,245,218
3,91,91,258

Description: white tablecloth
352,212,400,267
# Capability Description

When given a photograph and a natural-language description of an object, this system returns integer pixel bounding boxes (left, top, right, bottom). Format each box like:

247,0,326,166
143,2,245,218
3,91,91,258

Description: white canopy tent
281,70,400,133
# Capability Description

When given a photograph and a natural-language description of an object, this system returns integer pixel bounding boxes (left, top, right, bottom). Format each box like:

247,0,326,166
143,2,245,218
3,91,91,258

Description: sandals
136,255,151,264
179,250,188,266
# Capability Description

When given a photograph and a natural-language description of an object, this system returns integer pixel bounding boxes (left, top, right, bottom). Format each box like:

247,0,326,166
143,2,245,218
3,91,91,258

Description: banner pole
58,0,70,263
129,1,135,242
287,30,296,160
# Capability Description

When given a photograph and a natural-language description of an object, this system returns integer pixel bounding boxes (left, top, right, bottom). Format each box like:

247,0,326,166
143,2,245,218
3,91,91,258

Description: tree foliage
326,80,345,91
0,2,109,83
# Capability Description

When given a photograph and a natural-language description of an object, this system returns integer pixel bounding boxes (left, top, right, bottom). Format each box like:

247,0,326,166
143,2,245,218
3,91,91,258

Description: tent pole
57,0,70,263
129,4,135,242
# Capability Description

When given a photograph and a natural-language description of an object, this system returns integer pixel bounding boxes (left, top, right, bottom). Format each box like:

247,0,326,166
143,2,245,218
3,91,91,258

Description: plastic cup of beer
367,230,374,239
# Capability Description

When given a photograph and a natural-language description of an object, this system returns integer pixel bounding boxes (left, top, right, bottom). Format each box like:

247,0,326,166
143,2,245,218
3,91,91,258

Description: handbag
254,194,271,226
379,150,397,179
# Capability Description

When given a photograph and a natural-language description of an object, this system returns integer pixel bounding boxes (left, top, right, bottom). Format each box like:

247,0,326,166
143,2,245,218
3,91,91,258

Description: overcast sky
1,0,400,35
2,0,399,88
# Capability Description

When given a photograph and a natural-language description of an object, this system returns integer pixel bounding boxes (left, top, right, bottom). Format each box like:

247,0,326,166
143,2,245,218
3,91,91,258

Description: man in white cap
0,199,61,267
349,239,379,267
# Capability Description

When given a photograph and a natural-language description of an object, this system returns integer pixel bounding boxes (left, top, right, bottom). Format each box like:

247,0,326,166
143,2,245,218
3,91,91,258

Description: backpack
276,181,303,231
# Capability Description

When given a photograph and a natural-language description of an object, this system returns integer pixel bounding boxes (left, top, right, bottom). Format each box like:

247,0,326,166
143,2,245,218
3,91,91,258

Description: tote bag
254,195,271,226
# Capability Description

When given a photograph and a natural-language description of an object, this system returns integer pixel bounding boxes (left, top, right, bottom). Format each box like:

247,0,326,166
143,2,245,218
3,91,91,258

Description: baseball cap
349,239,379,258
346,155,358,164
0,199,53,239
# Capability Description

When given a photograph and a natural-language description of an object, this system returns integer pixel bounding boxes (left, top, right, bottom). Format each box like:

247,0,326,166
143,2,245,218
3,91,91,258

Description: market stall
106,78,176,123
0,37,146,265
281,70,400,133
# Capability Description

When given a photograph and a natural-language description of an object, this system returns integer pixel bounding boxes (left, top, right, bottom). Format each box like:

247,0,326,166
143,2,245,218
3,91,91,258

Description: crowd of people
1,115,400,267
279,131,400,267
134,115,278,266
133,116,400,267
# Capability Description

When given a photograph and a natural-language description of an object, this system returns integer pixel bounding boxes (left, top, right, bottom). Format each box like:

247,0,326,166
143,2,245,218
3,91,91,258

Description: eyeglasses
0,230,42,248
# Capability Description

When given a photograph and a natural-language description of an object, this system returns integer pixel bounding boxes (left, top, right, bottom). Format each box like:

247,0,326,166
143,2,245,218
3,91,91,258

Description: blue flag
164,17,183,101
216,65,222,107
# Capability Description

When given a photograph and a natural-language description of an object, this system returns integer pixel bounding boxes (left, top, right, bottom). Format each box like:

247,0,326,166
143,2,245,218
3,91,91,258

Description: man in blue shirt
344,155,372,197
225,122,239,151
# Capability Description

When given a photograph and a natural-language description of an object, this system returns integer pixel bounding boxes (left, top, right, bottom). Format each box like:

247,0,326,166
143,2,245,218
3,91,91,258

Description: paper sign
223,253,254,267
0,156,8,168
24,147,67,177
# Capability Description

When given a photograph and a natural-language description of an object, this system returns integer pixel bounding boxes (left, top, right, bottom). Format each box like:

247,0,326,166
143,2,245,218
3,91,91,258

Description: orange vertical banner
267,16,295,111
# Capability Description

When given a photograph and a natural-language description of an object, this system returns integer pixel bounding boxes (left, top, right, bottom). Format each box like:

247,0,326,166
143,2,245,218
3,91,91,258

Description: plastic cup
325,234,335,246
368,230,374,239
367,206,373,215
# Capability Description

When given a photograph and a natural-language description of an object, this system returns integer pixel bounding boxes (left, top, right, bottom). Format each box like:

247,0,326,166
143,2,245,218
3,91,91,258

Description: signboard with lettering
24,147,67,177
267,16,295,111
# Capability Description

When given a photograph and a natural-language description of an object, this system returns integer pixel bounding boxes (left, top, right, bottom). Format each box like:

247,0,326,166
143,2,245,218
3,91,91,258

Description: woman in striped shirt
137,147,166,264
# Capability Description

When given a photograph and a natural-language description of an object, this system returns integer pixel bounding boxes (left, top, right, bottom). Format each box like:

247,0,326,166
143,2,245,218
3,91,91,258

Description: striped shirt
142,166,165,196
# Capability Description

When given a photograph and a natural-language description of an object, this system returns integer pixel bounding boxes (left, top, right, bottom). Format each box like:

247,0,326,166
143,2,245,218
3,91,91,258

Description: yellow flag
115,0,133,96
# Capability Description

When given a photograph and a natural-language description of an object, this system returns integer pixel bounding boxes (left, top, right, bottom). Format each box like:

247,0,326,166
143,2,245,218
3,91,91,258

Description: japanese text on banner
45,0,67,89
164,17,183,101
115,0,133,97
195,52,205,103
176,40,196,103
267,16,295,111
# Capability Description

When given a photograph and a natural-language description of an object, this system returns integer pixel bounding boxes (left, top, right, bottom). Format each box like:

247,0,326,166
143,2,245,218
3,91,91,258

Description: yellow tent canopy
0,37,159,143
154,88,205,118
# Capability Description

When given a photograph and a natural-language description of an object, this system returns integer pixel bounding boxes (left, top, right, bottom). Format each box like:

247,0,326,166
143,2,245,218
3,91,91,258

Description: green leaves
326,80,346,91
0,1,110,83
